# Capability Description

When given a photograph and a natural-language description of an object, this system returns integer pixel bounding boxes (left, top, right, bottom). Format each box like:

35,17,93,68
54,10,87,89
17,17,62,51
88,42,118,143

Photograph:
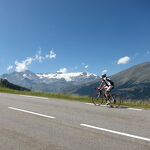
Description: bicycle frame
91,88,120,107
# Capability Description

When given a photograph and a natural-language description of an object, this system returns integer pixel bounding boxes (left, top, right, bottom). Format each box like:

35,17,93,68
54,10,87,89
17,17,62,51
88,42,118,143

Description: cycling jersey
102,77,114,87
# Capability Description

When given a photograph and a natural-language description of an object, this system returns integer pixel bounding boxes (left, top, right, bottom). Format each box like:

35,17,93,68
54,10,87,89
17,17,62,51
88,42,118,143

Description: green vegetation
0,87,150,109
120,100,150,109
0,79,30,91
0,87,91,102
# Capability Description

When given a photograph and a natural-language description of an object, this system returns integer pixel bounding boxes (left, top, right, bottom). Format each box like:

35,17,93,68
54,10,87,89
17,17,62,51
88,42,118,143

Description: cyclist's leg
103,85,108,98
110,86,116,103
107,86,114,93
105,86,114,105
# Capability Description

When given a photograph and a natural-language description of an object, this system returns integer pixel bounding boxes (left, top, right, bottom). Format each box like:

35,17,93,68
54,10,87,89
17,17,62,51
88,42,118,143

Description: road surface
0,93,150,150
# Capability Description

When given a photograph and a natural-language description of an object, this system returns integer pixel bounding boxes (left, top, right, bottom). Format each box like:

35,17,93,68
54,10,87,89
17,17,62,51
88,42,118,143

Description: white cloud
84,65,89,69
102,69,108,74
81,63,89,69
7,65,13,71
57,68,68,74
46,49,56,59
15,61,28,72
24,57,33,65
15,57,33,72
13,49,57,72
34,54,45,62
117,56,131,65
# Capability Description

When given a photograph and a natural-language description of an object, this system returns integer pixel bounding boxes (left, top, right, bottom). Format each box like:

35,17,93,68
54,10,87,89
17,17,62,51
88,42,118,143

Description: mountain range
0,62,150,99
1,71,99,93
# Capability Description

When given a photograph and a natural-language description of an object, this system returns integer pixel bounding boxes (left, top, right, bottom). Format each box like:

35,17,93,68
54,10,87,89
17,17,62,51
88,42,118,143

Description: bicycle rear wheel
109,94,122,108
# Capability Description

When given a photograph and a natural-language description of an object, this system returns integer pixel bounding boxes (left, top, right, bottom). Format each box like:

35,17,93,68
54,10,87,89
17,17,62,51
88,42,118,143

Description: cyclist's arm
98,81,105,90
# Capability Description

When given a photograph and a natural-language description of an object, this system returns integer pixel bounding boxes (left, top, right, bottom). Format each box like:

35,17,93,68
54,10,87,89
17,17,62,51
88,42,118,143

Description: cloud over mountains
8,49,56,72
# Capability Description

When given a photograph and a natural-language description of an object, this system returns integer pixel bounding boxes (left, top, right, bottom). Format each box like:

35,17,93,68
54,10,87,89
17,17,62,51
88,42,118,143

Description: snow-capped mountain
37,72,99,83
0,70,100,92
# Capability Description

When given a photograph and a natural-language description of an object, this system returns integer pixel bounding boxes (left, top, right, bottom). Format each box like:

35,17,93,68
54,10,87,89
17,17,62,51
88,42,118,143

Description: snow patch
36,72,98,82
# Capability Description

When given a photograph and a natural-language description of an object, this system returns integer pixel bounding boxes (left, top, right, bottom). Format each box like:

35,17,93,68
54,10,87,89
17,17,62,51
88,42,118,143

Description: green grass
121,100,150,109
0,87,150,109
0,87,92,102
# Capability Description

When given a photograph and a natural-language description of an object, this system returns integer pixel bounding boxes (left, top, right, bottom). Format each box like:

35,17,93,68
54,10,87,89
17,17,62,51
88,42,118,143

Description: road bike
91,88,122,108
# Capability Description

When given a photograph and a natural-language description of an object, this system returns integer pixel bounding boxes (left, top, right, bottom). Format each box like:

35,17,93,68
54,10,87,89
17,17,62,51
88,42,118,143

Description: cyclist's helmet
101,73,106,78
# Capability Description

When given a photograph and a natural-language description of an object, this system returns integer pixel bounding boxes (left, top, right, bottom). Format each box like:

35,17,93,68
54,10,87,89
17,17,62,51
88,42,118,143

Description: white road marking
80,124,150,142
127,108,142,111
86,103,107,107
20,95,49,100
85,103,109,107
85,103,143,111
8,107,55,119
86,103,94,105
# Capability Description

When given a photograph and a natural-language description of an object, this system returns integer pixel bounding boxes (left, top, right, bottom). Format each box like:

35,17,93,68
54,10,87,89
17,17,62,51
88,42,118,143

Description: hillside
0,79,30,91
72,62,150,99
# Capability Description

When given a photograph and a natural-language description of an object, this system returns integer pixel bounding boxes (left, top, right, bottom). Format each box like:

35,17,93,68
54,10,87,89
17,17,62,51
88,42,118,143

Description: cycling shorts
106,85,114,92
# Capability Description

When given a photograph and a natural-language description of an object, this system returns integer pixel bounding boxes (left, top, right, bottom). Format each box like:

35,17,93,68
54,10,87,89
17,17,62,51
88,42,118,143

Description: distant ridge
0,79,30,91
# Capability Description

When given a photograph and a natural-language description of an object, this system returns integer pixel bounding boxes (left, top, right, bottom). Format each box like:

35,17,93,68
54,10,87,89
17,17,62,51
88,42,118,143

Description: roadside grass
121,100,150,109
0,88,92,103
0,88,150,109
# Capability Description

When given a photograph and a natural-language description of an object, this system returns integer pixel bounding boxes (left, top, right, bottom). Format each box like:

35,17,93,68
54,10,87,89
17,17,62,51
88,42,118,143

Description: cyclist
98,74,114,105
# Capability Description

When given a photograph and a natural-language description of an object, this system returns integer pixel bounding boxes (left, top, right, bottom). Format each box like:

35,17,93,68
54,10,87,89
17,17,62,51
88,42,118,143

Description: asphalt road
0,93,150,150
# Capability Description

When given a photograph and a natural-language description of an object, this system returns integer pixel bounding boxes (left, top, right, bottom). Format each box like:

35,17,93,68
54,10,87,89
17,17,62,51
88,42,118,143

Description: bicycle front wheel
91,93,105,106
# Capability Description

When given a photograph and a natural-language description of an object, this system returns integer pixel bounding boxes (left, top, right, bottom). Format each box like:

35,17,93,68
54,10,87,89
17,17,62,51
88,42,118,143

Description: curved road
0,93,150,150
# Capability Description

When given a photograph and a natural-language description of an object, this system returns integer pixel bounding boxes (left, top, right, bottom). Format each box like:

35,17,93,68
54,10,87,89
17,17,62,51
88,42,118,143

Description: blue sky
0,0,150,76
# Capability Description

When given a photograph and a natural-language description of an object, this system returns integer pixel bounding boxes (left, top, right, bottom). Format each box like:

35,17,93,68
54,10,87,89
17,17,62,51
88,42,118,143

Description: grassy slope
0,87,150,109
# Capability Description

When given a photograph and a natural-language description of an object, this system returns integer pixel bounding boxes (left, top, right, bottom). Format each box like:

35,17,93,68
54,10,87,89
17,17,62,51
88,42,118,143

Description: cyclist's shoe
106,100,110,105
